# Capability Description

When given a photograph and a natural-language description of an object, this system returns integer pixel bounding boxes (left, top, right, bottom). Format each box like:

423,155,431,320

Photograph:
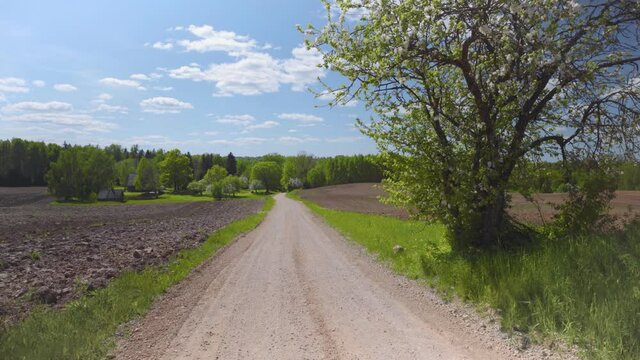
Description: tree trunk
477,192,507,249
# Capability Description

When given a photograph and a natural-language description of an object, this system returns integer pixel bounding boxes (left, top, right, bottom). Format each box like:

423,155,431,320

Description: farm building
126,173,137,192
97,189,124,202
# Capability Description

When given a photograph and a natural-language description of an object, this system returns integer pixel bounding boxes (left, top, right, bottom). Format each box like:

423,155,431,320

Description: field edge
0,196,275,360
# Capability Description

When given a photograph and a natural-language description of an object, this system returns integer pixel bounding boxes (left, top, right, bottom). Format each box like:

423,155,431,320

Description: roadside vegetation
290,191,640,359
0,196,274,360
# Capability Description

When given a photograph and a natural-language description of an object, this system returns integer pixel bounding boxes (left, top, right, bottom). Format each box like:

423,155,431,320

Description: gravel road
117,194,570,360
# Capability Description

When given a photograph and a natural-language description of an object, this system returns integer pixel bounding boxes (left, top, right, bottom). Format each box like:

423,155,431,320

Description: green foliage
210,182,223,200
249,179,264,193
292,193,640,360
618,161,640,190
159,149,192,192
134,157,159,192
236,159,253,178
0,138,60,186
45,146,115,202
281,153,315,190
115,158,137,187
0,197,274,360
221,176,242,197
29,249,41,261
310,0,640,250
203,165,228,185
306,164,327,188
251,161,282,193
260,153,285,167
186,180,206,195
553,162,618,237
226,152,237,175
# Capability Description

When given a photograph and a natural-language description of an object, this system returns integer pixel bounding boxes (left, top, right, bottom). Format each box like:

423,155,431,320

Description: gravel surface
116,194,576,360
0,187,262,327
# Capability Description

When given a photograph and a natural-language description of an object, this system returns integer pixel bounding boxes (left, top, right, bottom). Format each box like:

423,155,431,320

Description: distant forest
1,137,639,191
0,138,383,189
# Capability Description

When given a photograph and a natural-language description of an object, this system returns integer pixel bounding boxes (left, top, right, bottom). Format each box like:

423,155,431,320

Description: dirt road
117,194,560,360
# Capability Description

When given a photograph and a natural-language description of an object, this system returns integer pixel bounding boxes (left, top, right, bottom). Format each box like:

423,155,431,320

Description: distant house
97,189,124,202
126,173,137,192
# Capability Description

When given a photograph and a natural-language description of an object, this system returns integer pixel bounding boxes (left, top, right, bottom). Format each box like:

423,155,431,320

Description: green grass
0,196,274,360
52,189,269,206
289,191,640,360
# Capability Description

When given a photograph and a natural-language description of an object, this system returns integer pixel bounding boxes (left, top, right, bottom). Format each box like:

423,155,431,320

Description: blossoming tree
309,0,640,250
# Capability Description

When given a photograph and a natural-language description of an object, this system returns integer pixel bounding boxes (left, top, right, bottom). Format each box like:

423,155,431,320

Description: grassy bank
0,196,274,360
290,191,640,360
53,189,269,205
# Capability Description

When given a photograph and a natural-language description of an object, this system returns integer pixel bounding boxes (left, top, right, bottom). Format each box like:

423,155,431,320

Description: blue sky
0,0,376,156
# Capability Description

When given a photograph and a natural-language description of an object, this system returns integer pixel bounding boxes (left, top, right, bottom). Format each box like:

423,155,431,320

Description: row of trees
0,139,62,186
512,160,640,193
37,140,382,201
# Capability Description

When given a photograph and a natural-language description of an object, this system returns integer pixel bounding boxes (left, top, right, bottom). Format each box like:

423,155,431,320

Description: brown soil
117,194,571,359
300,183,410,219
0,187,263,328
301,183,640,224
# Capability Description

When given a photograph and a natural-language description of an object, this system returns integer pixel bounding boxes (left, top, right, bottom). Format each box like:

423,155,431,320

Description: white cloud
152,41,173,50
0,101,115,133
1,113,116,132
215,114,255,126
209,137,267,146
277,136,321,144
205,52,284,96
281,46,324,92
96,103,128,114
99,77,146,90
176,25,257,54
123,135,199,147
53,83,77,92
32,80,46,88
277,112,324,123
130,73,151,81
325,136,364,143
139,96,193,114
244,120,279,131
0,77,29,93
288,129,298,133
153,86,173,91
97,93,112,101
165,32,325,96
2,101,73,113
168,65,208,82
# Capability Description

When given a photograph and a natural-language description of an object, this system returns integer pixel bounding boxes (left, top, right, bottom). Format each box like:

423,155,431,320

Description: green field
0,196,274,360
289,191,640,360
52,189,268,206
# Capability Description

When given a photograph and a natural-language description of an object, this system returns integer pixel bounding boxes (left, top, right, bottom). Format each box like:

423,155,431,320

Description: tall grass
290,192,640,360
0,196,274,360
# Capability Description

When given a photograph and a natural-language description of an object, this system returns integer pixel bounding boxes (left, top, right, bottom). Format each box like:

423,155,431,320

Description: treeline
0,139,62,186
1,138,383,201
512,160,640,193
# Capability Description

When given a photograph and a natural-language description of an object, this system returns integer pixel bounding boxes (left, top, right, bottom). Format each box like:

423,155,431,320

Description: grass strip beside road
0,196,274,360
289,190,640,360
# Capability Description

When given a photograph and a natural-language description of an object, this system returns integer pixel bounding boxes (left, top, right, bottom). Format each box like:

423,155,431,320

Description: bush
249,179,264,193
287,177,304,190
210,182,223,200
187,180,206,195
